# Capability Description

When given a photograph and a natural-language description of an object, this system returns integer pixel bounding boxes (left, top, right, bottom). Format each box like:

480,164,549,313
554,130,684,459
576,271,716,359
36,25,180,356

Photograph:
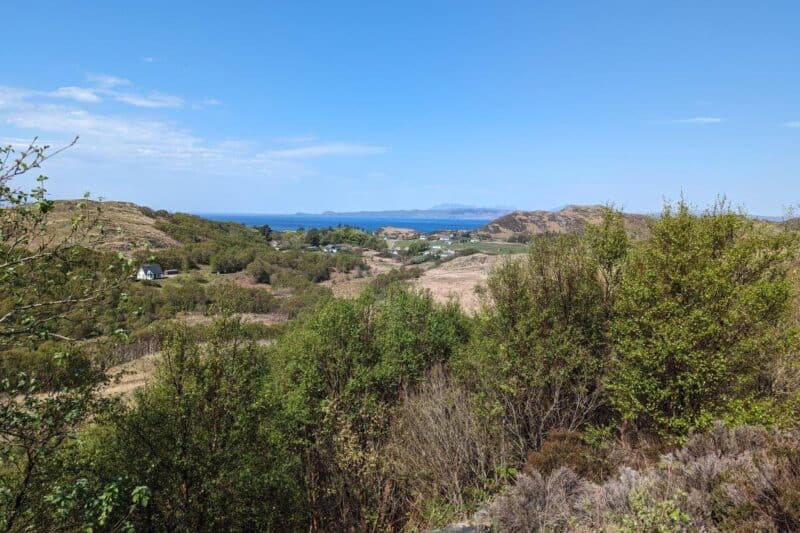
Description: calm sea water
196,213,491,233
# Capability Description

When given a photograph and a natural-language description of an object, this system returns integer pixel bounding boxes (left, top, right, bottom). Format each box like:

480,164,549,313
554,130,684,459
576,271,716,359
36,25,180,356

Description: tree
107,319,305,530
0,139,140,531
268,287,468,530
609,200,796,436
455,233,612,457
257,223,273,240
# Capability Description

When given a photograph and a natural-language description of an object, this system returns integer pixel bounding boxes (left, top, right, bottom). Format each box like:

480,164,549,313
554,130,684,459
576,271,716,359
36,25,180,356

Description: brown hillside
482,205,652,240
41,200,180,253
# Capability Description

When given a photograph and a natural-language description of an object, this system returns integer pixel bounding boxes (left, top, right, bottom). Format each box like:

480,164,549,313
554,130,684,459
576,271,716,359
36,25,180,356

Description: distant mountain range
314,205,515,219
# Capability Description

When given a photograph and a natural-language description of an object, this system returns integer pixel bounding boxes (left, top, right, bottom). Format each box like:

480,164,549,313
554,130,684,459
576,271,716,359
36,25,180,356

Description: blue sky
2,1,798,215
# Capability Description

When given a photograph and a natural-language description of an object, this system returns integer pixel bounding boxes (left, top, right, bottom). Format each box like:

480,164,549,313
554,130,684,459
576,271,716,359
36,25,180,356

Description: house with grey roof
136,264,164,281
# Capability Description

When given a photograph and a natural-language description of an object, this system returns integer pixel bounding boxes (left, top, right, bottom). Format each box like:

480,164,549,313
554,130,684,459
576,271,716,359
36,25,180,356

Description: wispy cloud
781,121,800,128
0,86,33,108
4,105,284,175
263,142,387,159
112,91,184,108
49,86,101,103
274,134,317,143
0,79,387,181
670,117,725,124
86,74,130,88
141,56,156,63
192,98,222,110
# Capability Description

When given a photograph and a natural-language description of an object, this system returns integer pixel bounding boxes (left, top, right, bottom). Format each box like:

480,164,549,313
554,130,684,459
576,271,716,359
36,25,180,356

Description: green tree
609,200,796,436
455,233,613,457
0,139,139,531
107,319,305,530
268,286,468,530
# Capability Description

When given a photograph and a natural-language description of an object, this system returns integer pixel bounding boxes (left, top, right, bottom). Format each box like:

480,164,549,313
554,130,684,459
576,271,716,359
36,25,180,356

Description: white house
136,264,163,281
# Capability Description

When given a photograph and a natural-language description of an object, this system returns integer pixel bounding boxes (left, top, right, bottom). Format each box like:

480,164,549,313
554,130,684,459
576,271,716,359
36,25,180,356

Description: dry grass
101,351,161,400
490,423,800,532
387,368,510,524
483,205,652,241
37,200,179,253
320,251,400,298
412,253,523,313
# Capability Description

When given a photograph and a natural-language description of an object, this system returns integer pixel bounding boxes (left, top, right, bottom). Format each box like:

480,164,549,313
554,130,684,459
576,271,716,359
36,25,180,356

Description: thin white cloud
113,91,184,108
274,134,317,143
49,86,101,103
1,80,387,183
781,121,800,128
141,56,156,63
86,74,131,88
4,106,279,174
670,117,725,124
264,142,386,159
0,86,33,108
192,98,222,109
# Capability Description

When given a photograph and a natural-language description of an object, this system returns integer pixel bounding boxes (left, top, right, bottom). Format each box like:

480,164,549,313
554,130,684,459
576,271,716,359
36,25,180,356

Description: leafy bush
368,267,422,294
245,256,272,283
0,341,102,389
610,200,797,436
522,428,611,482
206,282,274,313
98,320,306,530
210,247,255,273
268,287,469,530
455,230,617,457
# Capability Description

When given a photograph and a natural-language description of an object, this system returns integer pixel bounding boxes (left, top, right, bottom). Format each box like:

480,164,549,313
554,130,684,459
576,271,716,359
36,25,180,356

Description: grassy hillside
43,200,270,253
482,204,652,240
42,200,180,252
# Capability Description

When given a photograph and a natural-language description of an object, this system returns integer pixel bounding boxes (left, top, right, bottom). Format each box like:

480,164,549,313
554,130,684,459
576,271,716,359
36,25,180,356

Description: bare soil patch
102,351,160,400
412,253,524,313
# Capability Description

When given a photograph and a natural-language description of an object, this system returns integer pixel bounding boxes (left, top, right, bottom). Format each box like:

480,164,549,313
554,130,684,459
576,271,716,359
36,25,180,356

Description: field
391,238,528,255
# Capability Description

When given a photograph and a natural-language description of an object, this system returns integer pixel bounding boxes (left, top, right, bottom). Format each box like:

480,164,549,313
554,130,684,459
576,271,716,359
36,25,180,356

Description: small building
136,264,163,281
164,269,179,277
323,244,342,254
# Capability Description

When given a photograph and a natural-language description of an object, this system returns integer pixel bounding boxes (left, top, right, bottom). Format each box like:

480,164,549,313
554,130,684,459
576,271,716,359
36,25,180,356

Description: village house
136,264,163,281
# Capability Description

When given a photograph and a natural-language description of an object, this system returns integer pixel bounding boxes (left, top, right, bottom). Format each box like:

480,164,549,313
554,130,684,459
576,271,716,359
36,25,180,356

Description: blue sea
197,213,491,233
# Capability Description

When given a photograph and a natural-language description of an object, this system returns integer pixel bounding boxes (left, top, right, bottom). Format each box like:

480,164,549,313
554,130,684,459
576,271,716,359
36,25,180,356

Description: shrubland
2,140,800,531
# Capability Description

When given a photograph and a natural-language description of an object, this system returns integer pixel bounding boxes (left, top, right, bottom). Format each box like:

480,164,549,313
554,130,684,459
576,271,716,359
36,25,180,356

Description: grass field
391,239,528,255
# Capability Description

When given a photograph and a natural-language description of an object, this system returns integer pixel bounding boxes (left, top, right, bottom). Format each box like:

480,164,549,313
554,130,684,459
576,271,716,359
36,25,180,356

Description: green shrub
245,256,272,283
610,201,797,437
268,286,468,530
210,247,255,273
206,282,274,314
454,231,616,456
98,320,306,530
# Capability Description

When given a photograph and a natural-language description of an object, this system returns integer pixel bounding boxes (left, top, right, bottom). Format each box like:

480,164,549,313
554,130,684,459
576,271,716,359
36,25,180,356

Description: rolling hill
481,205,652,240
40,200,180,252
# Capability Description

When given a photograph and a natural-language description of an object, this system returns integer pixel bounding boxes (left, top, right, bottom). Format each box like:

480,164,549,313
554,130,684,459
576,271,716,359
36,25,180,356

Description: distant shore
196,213,492,232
